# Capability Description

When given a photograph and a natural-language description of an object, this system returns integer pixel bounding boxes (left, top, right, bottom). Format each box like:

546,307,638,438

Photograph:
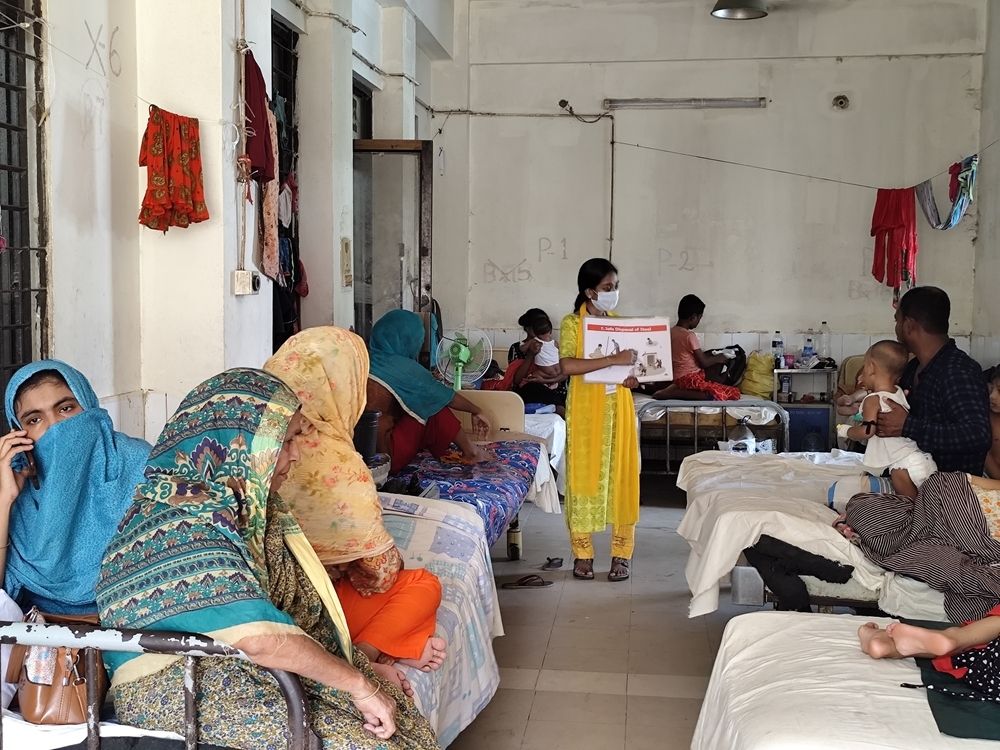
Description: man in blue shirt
876,286,990,475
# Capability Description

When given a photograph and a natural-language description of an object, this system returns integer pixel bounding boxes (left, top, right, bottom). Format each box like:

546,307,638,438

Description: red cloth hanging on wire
870,187,918,291
138,106,210,232
244,50,274,182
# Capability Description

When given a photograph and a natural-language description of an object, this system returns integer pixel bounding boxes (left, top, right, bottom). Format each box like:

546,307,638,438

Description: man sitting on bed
667,294,741,401
875,286,991,475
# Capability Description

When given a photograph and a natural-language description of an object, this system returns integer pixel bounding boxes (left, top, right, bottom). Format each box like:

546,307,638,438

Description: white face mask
592,289,619,312
534,339,560,367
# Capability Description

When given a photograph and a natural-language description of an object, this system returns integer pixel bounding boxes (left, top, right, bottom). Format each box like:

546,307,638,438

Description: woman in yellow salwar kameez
557,258,641,581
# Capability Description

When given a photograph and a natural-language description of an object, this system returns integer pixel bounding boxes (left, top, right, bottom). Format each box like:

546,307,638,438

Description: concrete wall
432,0,986,350
974,0,1000,365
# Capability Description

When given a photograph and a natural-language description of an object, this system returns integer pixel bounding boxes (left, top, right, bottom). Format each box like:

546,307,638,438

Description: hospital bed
0,619,318,750
693,611,997,750
676,451,948,621
634,395,790,475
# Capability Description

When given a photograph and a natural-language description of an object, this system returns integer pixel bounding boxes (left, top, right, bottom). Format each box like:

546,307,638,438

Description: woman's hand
622,376,639,389
832,515,856,540
609,349,638,367
471,413,491,437
522,339,541,358
352,681,398,740
0,430,32,508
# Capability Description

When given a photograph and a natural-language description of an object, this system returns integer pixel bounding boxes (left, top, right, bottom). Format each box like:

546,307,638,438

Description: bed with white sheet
693,611,997,750
634,395,790,474
524,412,566,494
676,451,948,621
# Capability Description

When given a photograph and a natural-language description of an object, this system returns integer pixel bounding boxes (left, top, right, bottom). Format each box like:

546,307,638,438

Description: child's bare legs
858,623,902,659
890,468,918,498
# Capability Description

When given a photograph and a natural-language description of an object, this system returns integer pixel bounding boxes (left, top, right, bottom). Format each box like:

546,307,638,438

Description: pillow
828,474,893,513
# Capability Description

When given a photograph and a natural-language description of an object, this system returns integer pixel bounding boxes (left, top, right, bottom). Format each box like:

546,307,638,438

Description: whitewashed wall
431,0,986,345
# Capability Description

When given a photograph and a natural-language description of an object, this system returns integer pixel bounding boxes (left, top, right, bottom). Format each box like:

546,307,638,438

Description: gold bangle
353,683,381,703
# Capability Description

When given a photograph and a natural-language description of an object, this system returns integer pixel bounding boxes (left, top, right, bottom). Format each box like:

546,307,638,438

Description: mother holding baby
559,258,641,582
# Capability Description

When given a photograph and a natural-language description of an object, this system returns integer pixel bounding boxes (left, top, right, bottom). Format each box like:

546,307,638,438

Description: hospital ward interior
4,0,1000,748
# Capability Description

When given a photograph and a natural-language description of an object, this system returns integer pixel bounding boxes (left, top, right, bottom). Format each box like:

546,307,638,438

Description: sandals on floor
608,557,630,582
501,574,554,590
572,558,595,580
541,557,564,571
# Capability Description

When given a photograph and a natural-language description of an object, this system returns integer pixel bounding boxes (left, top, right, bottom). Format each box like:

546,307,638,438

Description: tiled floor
449,490,752,750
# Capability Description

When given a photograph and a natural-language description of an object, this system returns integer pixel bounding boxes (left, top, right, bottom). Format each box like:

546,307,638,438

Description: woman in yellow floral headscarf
265,327,447,677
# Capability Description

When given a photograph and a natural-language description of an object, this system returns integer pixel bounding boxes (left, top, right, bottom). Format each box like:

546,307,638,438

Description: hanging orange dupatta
566,305,640,528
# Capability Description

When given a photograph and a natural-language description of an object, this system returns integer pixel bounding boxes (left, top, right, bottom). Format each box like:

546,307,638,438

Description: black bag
705,345,747,387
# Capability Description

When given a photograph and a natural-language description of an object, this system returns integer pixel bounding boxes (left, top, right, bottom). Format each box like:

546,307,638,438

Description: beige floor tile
626,695,703,727
466,688,536,729
627,673,710,699
493,625,553,668
548,623,622,650
625,719,697,750
542,644,628,673
521,719,626,750
449,726,525,750
554,603,631,629
535,668,628,695
627,644,715,676
498,667,539,691
499,602,560,627
529,690,627,724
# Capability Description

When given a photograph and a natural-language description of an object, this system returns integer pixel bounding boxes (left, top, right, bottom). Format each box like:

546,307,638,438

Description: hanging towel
260,107,280,281
871,187,918,292
916,155,978,231
244,50,274,182
138,106,210,232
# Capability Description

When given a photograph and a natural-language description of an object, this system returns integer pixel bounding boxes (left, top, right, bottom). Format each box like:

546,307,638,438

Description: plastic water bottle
819,321,831,359
803,336,815,359
771,331,784,369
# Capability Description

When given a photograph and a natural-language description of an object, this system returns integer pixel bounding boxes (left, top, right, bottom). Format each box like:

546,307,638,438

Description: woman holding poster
558,258,641,582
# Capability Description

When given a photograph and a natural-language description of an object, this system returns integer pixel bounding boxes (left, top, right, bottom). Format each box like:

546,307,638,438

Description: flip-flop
541,557,563,571
501,574,554,590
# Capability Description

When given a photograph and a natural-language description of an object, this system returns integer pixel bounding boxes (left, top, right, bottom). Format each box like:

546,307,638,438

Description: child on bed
987,370,1000,479
669,295,741,401
836,340,936,496
858,610,1000,701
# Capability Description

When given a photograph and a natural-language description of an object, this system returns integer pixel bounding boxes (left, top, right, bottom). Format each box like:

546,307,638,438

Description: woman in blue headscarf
0,360,150,614
367,310,491,473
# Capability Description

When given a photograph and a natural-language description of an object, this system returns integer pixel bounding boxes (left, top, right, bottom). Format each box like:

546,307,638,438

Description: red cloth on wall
243,50,274,182
870,187,918,291
138,106,210,232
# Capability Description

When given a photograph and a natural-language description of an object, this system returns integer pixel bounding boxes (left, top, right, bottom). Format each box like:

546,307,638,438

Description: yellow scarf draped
264,328,399,589
567,306,639,527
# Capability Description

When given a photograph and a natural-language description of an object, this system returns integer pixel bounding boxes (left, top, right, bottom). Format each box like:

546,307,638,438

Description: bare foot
885,622,954,658
370,660,414,698
858,622,901,659
398,636,448,673
463,445,492,464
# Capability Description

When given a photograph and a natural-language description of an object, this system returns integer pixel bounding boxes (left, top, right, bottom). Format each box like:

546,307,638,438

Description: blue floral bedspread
394,440,541,547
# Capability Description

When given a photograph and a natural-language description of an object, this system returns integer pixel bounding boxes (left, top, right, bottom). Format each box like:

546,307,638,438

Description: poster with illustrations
582,317,672,384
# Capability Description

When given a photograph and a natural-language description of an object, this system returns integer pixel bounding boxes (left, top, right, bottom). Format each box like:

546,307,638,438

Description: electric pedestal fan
433,328,493,390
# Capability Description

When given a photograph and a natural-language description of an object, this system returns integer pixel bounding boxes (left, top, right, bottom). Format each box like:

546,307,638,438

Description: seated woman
1,360,150,614
97,369,437,749
265,328,447,686
367,309,491,474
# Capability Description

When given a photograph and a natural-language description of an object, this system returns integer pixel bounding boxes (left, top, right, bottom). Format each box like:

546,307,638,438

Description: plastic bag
741,351,774,399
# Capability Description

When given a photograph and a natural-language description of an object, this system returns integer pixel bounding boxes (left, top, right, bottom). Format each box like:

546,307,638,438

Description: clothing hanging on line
871,186,918,294
278,182,294,228
244,50,274,182
260,108,280,281
138,106,210,232
916,154,978,230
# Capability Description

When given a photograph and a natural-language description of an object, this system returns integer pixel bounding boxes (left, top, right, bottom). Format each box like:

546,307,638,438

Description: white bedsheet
676,451,947,621
1,712,184,749
633,394,779,424
693,611,996,750
524,413,566,494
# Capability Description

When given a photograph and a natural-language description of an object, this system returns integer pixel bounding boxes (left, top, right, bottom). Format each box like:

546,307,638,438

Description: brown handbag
5,609,109,725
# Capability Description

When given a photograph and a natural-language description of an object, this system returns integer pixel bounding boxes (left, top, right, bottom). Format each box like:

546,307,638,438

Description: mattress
394,440,541,547
379,493,503,747
634,394,781,426
523,413,566,495
676,451,947,621
693,611,998,750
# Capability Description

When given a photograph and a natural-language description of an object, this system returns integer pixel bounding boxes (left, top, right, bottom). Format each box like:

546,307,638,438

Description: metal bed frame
638,398,791,475
0,619,322,750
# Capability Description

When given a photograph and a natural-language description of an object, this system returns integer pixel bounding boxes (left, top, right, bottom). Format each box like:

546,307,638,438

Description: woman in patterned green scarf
97,368,437,749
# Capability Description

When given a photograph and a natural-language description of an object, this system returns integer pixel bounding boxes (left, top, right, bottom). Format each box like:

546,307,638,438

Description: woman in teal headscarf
367,309,490,473
97,368,437,749
0,360,150,614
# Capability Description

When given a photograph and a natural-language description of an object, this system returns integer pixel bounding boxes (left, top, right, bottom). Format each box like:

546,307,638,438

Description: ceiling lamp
711,0,768,20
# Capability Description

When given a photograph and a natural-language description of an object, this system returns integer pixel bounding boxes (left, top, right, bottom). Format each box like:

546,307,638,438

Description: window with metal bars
0,0,47,419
